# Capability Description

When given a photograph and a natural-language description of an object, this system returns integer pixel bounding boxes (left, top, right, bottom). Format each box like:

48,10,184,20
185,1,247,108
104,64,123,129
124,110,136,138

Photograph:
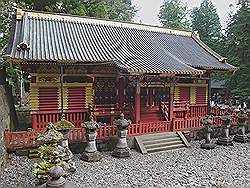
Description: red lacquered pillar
169,86,174,122
135,81,141,123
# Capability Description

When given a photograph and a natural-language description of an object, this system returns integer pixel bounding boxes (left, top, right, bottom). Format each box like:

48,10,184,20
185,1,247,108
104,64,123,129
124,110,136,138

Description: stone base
80,151,102,162
201,142,216,149
112,147,131,158
217,137,233,146
233,134,249,143
39,181,79,188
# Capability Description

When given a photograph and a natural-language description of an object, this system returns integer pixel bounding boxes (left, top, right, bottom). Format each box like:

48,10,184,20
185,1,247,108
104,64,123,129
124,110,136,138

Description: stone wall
0,85,11,173
16,110,32,131
0,67,18,173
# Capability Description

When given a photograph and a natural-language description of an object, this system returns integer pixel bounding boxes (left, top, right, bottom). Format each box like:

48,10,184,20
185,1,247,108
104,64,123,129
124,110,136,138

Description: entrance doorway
141,87,169,108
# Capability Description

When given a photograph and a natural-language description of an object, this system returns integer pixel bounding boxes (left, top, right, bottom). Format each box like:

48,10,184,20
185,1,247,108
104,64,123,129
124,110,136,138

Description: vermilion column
135,82,141,123
169,86,174,122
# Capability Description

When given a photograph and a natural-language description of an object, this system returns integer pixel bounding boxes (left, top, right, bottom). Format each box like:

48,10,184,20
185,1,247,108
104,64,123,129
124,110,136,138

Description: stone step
28,149,39,159
135,131,190,154
145,140,183,149
143,137,180,145
141,132,178,141
147,143,186,153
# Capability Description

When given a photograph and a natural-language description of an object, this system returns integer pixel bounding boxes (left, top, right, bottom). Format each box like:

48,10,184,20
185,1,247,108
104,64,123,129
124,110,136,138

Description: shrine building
2,9,237,132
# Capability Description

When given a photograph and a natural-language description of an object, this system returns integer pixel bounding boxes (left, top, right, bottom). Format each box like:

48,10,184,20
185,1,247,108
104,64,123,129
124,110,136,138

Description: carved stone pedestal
233,134,248,143
233,126,248,143
217,114,233,146
81,151,102,162
233,110,249,143
112,114,131,158
217,137,233,146
113,147,131,158
201,142,216,149
217,126,233,146
201,115,216,150
81,130,102,162
113,129,131,158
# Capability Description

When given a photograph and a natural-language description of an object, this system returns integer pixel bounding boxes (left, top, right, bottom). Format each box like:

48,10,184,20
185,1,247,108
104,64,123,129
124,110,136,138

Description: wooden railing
189,104,207,117
172,114,239,131
5,106,248,150
4,130,39,149
173,101,189,118
173,117,203,131
5,120,171,149
31,110,88,131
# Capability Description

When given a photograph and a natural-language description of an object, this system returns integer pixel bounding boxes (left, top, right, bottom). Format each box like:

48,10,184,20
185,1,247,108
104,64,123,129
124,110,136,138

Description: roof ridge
17,9,192,37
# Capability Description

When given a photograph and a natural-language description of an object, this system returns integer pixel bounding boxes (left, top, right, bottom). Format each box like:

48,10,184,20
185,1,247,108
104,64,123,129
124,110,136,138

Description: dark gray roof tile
2,10,237,74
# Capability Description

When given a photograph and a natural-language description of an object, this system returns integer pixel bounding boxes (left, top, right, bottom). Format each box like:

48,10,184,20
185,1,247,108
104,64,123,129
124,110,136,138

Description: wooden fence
5,120,171,149
31,110,88,131
5,107,248,150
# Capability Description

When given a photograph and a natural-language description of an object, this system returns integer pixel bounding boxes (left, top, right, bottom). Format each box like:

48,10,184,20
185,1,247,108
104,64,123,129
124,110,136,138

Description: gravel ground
0,140,249,188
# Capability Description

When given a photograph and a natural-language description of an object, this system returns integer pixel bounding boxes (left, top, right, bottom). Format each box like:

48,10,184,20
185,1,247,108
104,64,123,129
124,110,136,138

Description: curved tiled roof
2,10,237,74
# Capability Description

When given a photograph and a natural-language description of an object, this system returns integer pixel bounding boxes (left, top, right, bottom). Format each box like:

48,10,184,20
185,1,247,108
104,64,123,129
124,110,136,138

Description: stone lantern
34,123,76,183
217,113,233,146
54,114,74,145
233,109,248,143
112,113,131,158
201,115,216,149
81,116,103,162
53,115,76,172
38,158,79,188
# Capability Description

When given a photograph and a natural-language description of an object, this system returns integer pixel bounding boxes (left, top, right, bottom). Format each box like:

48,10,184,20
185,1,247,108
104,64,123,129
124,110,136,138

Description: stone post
233,109,248,143
217,113,233,146
81,116,102,162
112,113,131,158
201,115,216,149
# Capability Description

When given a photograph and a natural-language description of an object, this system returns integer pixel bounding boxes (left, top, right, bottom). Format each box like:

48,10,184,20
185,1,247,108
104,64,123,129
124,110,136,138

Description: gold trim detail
16,9,24,20
190,87,196,105
27,10,192,37
174,86,180,101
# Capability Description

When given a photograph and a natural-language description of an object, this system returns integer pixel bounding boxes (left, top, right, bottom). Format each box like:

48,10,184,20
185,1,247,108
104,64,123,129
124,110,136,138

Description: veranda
4,63,240,149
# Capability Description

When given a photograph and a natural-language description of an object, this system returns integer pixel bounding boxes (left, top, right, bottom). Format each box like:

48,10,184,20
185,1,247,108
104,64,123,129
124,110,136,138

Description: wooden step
145,140,183,149
143,137,180,144
147,144,186,153
141,132,177,141
135,131,190,154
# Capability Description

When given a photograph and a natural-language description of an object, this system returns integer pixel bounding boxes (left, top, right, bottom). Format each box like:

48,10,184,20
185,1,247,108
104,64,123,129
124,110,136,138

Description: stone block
201,143,216,149
81,151,102,162
112,147,131,158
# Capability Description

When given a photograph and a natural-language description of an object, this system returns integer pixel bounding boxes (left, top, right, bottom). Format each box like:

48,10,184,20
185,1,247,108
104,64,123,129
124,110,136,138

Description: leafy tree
16,0,136,21
191,0,221,51
0,0,16,50
1,0,135,49
158,0,189,29
222,0,250,97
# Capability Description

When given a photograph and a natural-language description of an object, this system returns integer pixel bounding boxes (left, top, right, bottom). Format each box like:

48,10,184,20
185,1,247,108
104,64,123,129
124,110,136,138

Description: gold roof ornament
17,41,30,50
